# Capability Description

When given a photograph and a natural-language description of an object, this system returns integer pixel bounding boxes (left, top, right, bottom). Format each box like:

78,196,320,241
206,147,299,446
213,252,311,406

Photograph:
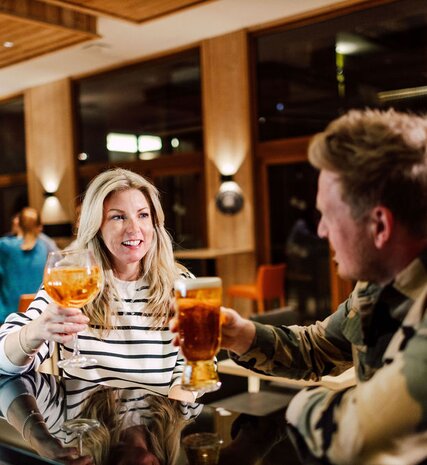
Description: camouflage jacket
232,251,427,464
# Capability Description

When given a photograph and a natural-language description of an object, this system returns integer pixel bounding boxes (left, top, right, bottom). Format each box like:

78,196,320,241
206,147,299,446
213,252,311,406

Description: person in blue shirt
5,210,58,254
0,207,48,322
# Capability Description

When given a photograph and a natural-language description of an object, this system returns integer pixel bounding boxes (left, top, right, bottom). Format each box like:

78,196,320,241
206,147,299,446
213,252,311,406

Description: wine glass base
61,418,100,456
181,381,222,393
61,418,101,433
181,360,221,392
57,355,97,369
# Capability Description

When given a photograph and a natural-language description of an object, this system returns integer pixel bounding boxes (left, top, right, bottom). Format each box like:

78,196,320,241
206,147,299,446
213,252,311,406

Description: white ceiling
0,0,344,98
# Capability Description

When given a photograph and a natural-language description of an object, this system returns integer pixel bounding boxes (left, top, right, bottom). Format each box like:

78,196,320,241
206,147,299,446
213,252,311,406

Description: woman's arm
0,289,89,374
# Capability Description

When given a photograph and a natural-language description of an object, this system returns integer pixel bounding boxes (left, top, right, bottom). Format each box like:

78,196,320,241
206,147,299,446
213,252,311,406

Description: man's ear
370,206,393,248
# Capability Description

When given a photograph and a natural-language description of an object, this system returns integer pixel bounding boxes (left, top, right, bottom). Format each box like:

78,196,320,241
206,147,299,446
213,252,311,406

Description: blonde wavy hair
308,108,427,237
80,389,188,465
75,168,179,331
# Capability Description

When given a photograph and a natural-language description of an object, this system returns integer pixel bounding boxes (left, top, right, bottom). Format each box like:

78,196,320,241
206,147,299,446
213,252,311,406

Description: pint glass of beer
174,277,222,392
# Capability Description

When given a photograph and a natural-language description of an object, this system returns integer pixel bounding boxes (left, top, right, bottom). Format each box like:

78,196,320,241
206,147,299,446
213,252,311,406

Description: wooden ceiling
42,0,211,23
0,0,211,70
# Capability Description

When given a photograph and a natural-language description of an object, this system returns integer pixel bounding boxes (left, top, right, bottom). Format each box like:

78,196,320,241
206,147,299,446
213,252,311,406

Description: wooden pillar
201,31,256,316
24,78,77,229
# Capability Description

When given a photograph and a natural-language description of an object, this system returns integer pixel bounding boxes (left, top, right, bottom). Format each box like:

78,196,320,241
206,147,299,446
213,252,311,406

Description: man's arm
285,307,427,464
231,303,353,381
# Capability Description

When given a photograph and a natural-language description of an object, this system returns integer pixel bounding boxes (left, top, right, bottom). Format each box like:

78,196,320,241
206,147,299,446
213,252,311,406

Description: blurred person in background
0,207,49,322
5,209,59,254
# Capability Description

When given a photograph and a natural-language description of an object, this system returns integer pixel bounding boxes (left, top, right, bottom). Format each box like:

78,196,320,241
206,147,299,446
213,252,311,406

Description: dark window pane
155,173,204,250
0,185,28,235
268,163,330,320
0,97,26,174
77,170,205,250
75,49,202,165
256,0,427,140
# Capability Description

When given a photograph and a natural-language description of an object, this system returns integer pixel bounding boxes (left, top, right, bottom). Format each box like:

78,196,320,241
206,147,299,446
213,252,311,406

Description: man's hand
170,307,256,356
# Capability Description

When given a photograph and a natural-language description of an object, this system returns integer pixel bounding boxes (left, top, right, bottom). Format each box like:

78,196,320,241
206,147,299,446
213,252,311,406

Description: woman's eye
139,212,150,218
112,215,125,220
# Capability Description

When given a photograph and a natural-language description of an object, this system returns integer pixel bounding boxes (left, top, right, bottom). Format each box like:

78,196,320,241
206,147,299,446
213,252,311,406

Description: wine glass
43,249,102,368
61,418,100,456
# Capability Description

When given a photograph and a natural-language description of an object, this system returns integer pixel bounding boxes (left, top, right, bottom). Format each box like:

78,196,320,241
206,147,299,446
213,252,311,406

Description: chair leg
257,298,265,314
279,296,285,307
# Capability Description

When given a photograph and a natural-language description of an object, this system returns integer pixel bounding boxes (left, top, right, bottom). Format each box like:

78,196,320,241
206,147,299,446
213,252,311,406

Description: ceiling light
3,41,14,48
106,133,138,153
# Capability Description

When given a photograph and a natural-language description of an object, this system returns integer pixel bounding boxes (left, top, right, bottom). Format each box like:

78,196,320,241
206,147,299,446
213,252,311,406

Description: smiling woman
100,189,155,281
0,169,195,400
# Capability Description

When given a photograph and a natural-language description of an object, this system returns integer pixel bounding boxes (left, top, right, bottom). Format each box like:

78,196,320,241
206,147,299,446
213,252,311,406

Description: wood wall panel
201,30,256,314
24,79,77,225
201,30,255,251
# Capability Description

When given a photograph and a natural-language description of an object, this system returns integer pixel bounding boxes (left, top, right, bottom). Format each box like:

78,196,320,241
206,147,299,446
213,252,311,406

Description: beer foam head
174,277,222,295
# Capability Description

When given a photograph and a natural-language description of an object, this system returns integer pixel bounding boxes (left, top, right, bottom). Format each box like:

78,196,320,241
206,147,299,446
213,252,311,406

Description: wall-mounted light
41,190,68,225
215,174,244,215
43,190,56,199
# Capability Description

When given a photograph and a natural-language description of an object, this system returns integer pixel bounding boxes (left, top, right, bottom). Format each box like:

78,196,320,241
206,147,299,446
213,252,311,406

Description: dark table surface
0,371,324,465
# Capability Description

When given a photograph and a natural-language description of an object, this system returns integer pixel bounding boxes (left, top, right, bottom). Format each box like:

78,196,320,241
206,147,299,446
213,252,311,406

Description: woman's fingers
169,317,178,332
33,304,89,342
169,317,181,347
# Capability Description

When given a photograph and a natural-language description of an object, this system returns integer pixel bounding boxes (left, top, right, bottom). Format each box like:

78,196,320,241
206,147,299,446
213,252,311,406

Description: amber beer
44,266,101,308
175,277,222,392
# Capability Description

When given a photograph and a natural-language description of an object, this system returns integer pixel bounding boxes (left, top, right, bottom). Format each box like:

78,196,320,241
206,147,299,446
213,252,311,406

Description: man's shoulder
0,236,21,251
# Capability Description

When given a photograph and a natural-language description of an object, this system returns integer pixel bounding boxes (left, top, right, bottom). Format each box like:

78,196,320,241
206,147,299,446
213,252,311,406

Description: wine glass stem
78,433,83,456
72,333,81,358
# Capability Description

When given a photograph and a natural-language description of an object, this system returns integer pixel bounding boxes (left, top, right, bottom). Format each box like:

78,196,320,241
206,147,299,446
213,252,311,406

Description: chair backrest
250,306,301,326
17,294,37,312
256,263,286,300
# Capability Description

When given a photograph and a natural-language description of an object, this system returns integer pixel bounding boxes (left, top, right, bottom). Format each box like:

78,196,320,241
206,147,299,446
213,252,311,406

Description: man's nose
317,217,327,238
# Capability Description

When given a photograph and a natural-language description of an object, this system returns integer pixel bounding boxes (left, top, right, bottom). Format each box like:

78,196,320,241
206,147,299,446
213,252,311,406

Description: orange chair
17,293,37,312
227,264,286,314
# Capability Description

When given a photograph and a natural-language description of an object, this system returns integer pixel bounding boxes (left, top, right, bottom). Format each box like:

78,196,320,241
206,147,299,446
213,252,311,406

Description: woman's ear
370,206,393,249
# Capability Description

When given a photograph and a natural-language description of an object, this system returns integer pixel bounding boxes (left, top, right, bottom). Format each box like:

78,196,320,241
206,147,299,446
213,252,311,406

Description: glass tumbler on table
43,249,102,369
174,277,222,392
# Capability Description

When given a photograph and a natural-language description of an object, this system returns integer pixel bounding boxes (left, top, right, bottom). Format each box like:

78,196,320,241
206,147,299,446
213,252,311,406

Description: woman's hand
169,307,256,356
26,303,89,347
28,425,93,465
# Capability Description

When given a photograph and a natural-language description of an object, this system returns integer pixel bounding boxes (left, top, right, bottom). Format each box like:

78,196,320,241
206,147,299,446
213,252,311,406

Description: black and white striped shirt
0,275,188,395
0,371,203,447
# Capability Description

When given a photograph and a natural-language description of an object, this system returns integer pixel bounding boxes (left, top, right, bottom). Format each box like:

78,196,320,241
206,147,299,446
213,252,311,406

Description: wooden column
201,31,256,316
24,78,77,227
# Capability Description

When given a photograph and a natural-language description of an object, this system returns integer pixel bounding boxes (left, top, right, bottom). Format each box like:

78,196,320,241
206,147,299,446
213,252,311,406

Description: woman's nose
125,217,139,233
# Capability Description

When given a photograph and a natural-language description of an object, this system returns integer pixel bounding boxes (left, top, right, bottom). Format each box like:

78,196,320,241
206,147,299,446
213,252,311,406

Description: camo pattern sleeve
231,300,354,381
287,256,427,464
286,286,427,464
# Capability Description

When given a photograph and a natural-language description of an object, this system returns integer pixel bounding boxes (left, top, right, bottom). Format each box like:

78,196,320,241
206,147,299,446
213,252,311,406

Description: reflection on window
0,185,28,235
155,173,204,250
0,96,26,175
256,0,427,141
75,49,202,164
268,163,330,321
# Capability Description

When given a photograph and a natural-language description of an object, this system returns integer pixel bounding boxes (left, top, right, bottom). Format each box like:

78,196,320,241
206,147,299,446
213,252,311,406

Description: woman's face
100,189,154,280
114,425,161,465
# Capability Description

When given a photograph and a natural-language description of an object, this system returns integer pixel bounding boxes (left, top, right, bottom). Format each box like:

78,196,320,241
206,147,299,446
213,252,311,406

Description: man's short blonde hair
308,108,427,236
